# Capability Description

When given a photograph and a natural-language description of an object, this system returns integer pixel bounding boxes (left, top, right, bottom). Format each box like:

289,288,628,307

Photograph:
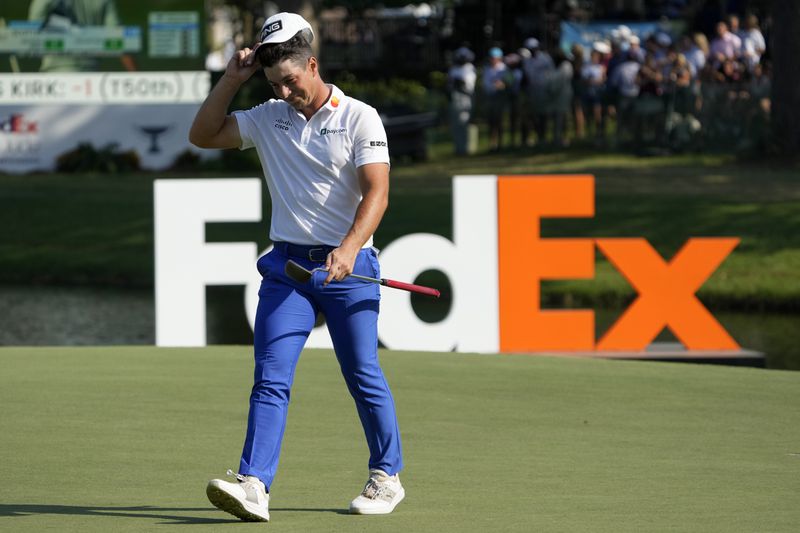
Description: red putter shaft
382,278,441,298
284,259,440,298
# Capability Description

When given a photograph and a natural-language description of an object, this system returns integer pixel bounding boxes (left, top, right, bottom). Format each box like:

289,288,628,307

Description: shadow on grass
272,508,351,515
0,504,349,524
0,504,238,524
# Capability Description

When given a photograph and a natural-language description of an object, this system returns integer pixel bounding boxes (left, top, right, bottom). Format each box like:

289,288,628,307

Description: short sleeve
232,109,256,150
352,106,391,168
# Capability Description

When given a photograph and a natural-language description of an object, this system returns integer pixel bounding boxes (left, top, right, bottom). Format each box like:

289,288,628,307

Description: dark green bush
168,146,261,173
332,72,433,114
55,143,140,173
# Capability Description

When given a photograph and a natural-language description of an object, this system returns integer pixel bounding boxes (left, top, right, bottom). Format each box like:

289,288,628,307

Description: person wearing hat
190,11,404,521
581,45,607,143
447,46,477,155
503,52,526,148
545,47,574,148
482,46,510,151
628,34,645,63
521,37,554,145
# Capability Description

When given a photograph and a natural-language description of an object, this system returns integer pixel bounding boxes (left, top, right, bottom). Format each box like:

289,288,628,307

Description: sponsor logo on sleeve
369,141,387,147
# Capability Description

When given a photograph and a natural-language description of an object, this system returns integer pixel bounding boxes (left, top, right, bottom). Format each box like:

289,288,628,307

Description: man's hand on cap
223,48,260,83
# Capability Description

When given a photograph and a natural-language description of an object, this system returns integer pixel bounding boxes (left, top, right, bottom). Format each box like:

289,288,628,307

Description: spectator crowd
447,13,770,154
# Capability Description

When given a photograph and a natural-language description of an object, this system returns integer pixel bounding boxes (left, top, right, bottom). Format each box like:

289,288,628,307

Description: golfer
189,12,404,521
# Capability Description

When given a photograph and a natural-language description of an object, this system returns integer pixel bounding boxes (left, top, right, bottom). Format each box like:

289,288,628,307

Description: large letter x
595,238,740,351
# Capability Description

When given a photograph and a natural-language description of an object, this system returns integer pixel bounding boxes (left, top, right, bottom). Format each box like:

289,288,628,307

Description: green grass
1,346,798,532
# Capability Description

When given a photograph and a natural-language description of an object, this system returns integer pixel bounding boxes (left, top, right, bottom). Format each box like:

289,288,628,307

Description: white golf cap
593,40,611,54
524,37,539,49
258,12,313,45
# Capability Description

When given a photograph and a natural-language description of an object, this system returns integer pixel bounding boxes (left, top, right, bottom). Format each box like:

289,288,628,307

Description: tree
770,0,800,158
207,0,319,44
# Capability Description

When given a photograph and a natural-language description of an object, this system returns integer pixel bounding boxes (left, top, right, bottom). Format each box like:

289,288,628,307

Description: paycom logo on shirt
320,127,346,135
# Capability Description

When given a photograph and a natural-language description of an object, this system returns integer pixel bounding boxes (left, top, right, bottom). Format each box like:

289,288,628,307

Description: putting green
1,346,798,532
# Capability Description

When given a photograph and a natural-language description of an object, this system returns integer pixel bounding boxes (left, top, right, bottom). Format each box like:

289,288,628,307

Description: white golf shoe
349,469,405,515
206,469,270,522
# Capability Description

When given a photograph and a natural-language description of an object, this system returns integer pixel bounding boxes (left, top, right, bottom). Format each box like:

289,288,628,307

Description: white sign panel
0,72,211,173
0,72,210,104
153,177,498,352
0,104,209,172
155,179,262,346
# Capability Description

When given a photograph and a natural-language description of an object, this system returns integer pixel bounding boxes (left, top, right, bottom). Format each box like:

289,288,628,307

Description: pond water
0,285,797,371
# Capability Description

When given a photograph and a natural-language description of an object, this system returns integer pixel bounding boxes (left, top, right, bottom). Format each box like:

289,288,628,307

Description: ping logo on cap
260,20,283,40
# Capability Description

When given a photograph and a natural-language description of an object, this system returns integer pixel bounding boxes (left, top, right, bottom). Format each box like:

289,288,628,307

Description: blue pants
239,244,403,489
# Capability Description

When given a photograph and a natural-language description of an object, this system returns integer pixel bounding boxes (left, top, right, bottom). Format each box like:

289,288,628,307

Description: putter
284,259,441,298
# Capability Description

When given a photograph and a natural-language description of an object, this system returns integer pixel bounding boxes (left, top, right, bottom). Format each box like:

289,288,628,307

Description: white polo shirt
234,84,390,247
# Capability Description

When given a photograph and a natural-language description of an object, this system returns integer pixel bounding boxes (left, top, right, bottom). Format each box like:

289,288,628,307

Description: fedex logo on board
0,113,38,134
154,175,739,352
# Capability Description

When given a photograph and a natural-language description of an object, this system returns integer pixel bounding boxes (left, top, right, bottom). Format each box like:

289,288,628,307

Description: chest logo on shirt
274,118,292,131
320,127,347,135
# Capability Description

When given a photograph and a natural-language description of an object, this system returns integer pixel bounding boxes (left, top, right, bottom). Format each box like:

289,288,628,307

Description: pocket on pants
256,250,274,278
365,248,381,279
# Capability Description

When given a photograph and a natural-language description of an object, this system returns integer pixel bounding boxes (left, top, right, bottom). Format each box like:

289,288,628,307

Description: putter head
284,259,314,283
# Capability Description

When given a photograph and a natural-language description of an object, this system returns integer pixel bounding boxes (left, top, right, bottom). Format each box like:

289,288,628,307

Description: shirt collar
286,84,344,121
323,84,344,112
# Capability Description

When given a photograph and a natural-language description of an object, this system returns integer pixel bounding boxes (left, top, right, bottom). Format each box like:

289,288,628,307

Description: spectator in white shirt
741,14,766,72
727,15,745,56
447,47,477,155
680,33,708,78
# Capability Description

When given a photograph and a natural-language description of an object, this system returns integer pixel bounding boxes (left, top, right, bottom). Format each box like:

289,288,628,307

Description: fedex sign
154,175,739,353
